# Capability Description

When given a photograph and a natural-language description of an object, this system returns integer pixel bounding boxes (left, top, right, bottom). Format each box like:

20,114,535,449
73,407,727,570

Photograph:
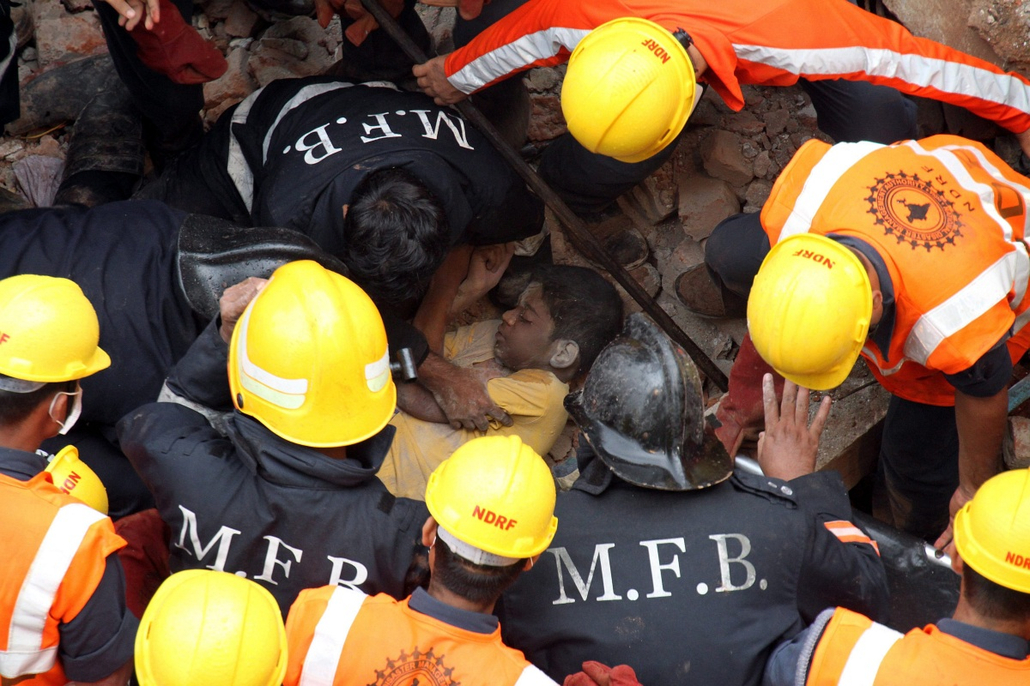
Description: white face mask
49,384,83,436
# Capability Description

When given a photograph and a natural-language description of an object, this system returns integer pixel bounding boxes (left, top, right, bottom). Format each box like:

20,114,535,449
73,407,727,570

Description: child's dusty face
494,284,557,370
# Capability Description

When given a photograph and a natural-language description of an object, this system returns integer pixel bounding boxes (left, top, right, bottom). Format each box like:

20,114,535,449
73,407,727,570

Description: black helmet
565,313,733,490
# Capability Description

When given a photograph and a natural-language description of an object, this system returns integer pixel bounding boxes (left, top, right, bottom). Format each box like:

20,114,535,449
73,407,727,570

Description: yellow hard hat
561,17,696,163
135,570,288,686
954,469,1030,594
747,234,872,391
0,274,110,382
44,445,109,514
425,436,558,564
228,260,396,448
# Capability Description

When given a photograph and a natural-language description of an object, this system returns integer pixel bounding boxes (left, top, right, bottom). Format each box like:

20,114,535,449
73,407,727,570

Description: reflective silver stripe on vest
450,27,590,93
907,139,1030,309
1,503,106,678
259,82,356,164
733,43,1030,117
226,87,265,212
0,28,16,86
904,251,1019,365
298,586,367,686
778,141,885,238
836,621,903,686
514,663,559,686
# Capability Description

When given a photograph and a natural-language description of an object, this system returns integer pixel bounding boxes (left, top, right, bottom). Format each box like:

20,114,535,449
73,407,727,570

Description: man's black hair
531,264,623,375
343,167,450,307
0,379,76,427
432,536,528,606
963,563,1030,622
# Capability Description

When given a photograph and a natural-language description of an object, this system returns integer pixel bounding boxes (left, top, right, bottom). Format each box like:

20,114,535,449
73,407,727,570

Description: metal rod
359,0,729,391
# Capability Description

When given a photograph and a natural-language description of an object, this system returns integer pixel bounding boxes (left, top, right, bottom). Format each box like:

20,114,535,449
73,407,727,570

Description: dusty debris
3,0,1030,483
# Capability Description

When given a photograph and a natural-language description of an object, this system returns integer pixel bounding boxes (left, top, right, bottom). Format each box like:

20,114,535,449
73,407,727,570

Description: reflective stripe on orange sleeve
823,521,879,555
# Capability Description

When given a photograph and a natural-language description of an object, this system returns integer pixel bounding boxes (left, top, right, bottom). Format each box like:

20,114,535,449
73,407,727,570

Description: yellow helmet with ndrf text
135,570,288,686
747,234,871,391
954,468,1030,594
561,17,697,163
0,274,110,383
425,436,558,565
44,445,108,514
227,260,395,448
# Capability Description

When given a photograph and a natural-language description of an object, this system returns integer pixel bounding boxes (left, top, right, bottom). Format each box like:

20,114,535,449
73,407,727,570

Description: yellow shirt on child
378,321,569,500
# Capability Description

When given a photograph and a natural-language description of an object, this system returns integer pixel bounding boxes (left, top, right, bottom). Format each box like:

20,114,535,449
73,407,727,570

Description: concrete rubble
4,0,1030,472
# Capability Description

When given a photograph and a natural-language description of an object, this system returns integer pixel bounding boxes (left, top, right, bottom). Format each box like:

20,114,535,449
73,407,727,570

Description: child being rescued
377,260,623,500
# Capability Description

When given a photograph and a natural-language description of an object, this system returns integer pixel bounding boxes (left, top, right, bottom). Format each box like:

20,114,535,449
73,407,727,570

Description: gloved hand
130,0,227,84
563,662,643,686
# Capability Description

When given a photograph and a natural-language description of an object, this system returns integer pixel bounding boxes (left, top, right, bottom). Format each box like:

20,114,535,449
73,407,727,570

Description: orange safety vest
806,607,1030,686
761,135,1030,405
0,472,125,686
284,586,558,686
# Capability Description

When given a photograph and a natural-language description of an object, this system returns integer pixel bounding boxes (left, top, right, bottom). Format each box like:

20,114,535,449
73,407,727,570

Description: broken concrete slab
617,176,676,231
32,2,107,68
701,130,754,186
678,173,740,241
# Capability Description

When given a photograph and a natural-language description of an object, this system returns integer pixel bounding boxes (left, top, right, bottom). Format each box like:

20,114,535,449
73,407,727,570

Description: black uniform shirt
0,200,200,424
496,451,889,684
205,78,542,254
117,322,428,617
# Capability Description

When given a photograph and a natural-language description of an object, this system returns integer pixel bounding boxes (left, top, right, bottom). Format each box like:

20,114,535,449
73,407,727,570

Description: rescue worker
135,570,288,686
138,75,544,308
0,274,137,686
764,467,1030,686
494,313,888,684
93,0,432,165
691,134,1030,546
0,198,435,517
414,1,1030,214
118,261,428,616
283,435,559,685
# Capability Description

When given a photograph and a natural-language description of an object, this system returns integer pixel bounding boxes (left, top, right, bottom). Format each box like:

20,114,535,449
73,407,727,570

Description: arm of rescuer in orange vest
934,388,1008,555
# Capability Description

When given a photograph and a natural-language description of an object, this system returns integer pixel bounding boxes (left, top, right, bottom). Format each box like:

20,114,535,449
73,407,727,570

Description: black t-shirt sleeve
944,339,1012,397
58,555,138,682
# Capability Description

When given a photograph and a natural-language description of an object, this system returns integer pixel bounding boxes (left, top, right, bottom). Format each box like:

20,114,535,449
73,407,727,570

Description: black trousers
705,211,957,540
92,0,204,144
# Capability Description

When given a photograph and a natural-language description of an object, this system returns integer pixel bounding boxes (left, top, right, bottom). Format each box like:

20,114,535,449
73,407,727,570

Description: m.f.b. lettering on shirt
290,109,475,166
174,504,369,591
545,533,763,605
